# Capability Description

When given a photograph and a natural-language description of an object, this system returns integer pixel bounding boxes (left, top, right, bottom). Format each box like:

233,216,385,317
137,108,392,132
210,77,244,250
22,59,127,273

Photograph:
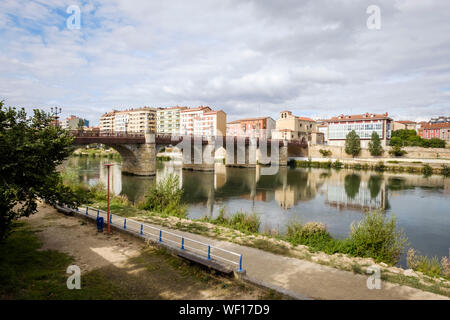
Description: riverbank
72,147,121,159
288,158,450,176
0,204,281,300
84,195,450,298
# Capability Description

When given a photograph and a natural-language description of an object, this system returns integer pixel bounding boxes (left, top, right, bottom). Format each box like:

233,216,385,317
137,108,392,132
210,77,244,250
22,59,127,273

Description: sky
0,0,449,126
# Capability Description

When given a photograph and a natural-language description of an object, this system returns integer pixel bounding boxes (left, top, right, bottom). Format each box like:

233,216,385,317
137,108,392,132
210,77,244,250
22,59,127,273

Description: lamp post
104,163,114,234
50,107,62,127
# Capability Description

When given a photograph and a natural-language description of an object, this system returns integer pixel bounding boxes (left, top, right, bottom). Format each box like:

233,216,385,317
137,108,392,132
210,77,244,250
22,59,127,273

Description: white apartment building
157,106,187,135
114,111,129,133
181,106,227,137
99,111,117,132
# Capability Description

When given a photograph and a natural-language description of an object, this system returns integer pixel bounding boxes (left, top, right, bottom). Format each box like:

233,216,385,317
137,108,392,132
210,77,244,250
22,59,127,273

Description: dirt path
27,203,277,300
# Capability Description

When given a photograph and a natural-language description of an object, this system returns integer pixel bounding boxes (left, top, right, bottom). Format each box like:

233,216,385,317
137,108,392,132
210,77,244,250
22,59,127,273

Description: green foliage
319,149,332,157
332,160,343,169
203,209,261,234
0,102,80,241
441,165,449,177
137,174,186,218
349,211,407,265
345,130,361,157
390,129,445,148
406,249,448,278
368,131,383,156
374,161,386,172
422,164,433,176
368,175,382,199
389,145,407,157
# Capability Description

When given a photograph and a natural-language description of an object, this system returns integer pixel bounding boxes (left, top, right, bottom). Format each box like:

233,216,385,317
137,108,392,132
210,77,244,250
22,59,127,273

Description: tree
0,101,80,241
345,130,361,157
77,119,84,132
389,145,407,157
368,131,383,156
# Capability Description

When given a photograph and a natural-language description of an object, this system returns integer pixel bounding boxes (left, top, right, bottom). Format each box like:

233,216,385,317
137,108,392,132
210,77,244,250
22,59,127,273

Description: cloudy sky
1,0,449,125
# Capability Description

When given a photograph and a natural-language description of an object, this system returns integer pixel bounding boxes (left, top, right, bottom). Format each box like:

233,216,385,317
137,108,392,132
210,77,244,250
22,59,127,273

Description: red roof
421,122,450,129
329,112,391,122
227,116,272,124
297,116,315,122
396,120,416,124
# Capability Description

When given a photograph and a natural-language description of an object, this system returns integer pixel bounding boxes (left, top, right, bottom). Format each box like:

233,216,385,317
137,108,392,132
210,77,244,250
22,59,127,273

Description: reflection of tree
387,177,414,191
368,175,383,199
344,174,361,199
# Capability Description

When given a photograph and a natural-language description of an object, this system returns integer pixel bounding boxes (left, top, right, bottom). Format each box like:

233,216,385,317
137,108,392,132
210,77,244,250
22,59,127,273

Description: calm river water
63,156,450,266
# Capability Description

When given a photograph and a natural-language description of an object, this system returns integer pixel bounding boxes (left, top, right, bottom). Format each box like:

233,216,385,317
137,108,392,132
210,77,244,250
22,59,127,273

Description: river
63,156,450,266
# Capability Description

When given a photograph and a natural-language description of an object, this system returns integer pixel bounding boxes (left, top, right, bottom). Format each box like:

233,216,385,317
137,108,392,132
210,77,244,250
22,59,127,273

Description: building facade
157,106,187,135
420,123,450,142
430,116,450,124
126,107,157,133
327,113,392,147
99,111,117,132
393,120,417,131
61,115,89,130
272,110,316,141
226,117,275,139
113,111,129,133
181,106,227,137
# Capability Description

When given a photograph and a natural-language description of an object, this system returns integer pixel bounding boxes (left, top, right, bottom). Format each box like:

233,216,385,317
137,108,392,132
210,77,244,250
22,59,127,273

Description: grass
200,208,261,234
407,248,450,279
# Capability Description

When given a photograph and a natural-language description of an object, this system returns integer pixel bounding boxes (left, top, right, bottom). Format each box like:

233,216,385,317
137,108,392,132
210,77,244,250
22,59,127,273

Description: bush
422,164,433,176
137,174,186,218
407,248,445,278
389,145,407,157
332,160,343,169
442,165,450,177
374,161,385,172
349,211,407,265
319,149,332,157
205,209,261,234
368,131,383,156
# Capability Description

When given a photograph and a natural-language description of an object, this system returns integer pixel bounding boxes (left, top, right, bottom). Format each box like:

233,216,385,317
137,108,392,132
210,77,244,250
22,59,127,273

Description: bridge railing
69,205,244,272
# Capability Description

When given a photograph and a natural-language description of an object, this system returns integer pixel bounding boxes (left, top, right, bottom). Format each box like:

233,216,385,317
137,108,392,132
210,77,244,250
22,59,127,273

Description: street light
50,107,62,126
104,163,114,234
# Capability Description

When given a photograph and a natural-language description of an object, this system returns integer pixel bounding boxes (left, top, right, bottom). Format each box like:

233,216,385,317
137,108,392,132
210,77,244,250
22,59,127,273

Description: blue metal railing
75,205,244,272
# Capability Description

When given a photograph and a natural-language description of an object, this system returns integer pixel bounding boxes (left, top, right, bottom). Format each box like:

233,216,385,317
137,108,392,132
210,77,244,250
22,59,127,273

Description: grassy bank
288,159,450,176
72,148,121,159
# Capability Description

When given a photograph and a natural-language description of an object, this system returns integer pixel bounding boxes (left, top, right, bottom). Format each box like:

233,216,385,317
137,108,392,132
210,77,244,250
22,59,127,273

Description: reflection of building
227,117,275,139
325,182,386,211
272,110,317,142
328,112,392,147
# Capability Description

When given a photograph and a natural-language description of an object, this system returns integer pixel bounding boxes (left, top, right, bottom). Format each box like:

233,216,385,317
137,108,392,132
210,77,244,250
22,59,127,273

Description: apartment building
430,116,450,124
99,111,117,132
226,117,276,139
114,111,129,133
157,106,187,135
127,107,157,133
181,106,227,137
420,122,450,142
61,115,89,130
327,112,392,147
272,110,317,141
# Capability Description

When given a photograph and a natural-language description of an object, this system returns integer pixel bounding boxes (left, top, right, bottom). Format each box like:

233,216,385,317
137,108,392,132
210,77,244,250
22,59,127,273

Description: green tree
345,130,361,157
368,131,383,156
77,119,84,132
0,101,80,241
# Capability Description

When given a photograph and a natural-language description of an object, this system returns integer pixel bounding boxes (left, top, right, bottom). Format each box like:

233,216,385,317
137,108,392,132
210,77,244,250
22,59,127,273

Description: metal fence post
159,230,162,242
86,207,88,215
181,237,184,250
97,208,99,218
140,224,143,235
238,255,243,272
124,219,126,230
207,245,211,260
110,214,112,224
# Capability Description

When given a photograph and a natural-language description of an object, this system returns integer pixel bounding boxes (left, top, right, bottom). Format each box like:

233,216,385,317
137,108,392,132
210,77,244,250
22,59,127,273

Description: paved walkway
132,220,448,300
77,206,448,300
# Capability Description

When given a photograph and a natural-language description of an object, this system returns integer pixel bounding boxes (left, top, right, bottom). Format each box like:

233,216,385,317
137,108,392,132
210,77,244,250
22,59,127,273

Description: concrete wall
308,144,450,160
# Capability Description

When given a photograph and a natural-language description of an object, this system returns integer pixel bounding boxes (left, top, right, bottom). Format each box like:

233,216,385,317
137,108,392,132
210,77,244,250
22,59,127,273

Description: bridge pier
113,133,156,176
182,137,215,171
225,137,257,168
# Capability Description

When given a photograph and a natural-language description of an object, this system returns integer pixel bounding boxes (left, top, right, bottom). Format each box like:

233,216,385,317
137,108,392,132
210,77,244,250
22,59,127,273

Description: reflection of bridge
71,131,308,176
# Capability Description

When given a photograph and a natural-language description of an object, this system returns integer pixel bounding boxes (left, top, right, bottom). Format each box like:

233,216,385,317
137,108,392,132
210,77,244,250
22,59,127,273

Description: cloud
0,0,449,125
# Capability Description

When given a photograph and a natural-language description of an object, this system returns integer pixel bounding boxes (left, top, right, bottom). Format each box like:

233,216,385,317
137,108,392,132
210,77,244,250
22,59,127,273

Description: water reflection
63,156,450,263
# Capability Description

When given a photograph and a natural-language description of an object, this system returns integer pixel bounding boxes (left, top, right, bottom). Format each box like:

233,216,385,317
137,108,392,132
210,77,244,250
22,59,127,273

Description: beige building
157,106,187,135
393,120,417,131
127,107,157,133
181,106,227,137
272,110,317,142
99,111,117,132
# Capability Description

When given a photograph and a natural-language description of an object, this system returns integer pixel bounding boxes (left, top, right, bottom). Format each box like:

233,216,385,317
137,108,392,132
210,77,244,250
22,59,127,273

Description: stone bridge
72,131,308,175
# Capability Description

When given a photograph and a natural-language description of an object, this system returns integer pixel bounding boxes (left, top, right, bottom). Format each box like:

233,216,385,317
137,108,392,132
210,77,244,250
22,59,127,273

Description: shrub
368,131,383,156
389,145,407,157
205,209,261,234
374,161,385,172
345,130,361,157
332,160,343,169
422,164,433,176
319,149,332,157
349,211,407,265
406,248,444,278
138,174,186,218
286,221,332,247
442,165,450,177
